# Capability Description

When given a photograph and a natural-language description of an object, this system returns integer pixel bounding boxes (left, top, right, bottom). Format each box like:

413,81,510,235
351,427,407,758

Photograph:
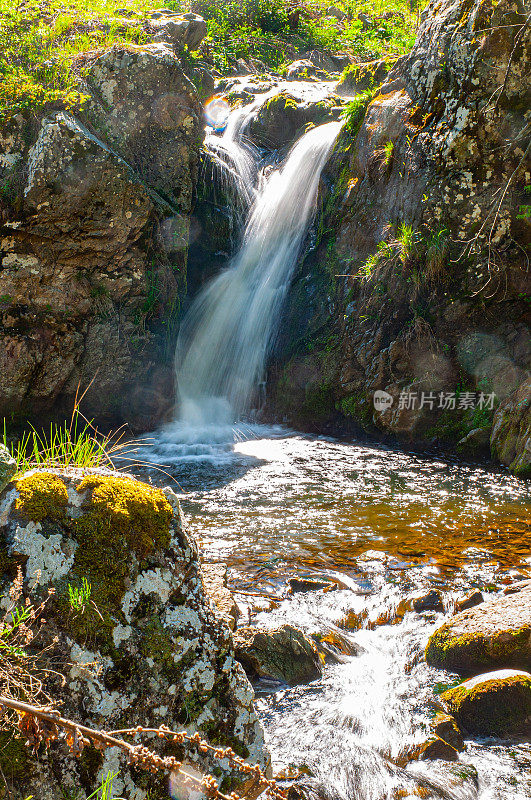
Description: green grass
341,88,374,133
0,0,421,121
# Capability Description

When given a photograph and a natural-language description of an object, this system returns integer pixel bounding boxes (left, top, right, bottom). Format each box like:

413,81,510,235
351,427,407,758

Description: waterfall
175,119,342,428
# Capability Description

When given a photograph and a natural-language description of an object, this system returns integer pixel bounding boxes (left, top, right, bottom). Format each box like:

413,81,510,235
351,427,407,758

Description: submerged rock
425,583,531,675
288,576,336,593
234,623,323,685
441,670,531,736
0,469,268,798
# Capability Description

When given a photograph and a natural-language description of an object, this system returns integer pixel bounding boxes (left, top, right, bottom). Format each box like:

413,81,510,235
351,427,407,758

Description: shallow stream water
138,425,531,800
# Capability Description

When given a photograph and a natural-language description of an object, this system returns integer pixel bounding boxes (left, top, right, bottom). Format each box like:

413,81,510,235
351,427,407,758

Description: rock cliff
268,0,530,474
0,44,203,430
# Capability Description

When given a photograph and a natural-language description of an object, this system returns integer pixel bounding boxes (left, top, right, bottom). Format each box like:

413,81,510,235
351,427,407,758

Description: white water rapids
175,111,341,428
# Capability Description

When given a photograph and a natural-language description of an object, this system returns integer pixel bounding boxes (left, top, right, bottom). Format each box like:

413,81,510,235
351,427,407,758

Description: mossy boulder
425,584,531,676
441,670,531,736
234,624,323,686
490,378,531,477
248,90,336,151
336,58,390,95
0,469,269,799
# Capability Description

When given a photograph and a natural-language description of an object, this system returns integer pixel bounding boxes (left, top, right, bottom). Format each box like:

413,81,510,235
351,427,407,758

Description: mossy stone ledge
425,583,531,676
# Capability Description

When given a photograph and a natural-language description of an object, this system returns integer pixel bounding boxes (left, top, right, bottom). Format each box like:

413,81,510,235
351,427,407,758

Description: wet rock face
442,670,531,736
234,624,323,685
490,377,531,477
425,582,531,676
249,91,337,151
269,0,530,470
0,469,268,799
0,44,203,429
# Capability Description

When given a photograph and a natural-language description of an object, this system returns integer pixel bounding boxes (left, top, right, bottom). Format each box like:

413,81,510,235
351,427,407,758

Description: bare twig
0,696,285,800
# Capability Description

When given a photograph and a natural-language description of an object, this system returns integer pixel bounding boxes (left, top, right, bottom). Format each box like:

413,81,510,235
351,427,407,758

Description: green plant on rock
68,577,92,614
396,222,419,265
382,140,394,165
341,90,374,136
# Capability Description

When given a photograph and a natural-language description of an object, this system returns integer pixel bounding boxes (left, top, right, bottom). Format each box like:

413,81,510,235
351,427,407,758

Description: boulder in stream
234,623,323,685
432,712,464,751
441,670,531,736
248,91,336,150
425,583,531,675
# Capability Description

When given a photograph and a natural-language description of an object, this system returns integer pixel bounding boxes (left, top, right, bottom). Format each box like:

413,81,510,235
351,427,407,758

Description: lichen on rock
0,468,269,799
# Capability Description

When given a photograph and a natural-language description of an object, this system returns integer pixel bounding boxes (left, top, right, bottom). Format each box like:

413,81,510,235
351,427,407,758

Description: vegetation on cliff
0,0,420,121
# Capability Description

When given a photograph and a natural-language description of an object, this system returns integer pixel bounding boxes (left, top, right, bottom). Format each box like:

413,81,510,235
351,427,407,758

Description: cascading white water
176,119,341,428
205,104,259,217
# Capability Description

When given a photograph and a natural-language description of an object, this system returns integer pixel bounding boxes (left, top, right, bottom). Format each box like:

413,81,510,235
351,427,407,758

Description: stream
138,76,531,800
139,425,531,800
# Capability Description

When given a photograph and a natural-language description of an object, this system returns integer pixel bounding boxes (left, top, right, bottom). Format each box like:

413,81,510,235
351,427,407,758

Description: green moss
426,624,531,675
140,616,175,668
76,475,172,559
14,471,68,522
54,475,175,648
337,394,374,431
442,675,531,736
0,731,30,781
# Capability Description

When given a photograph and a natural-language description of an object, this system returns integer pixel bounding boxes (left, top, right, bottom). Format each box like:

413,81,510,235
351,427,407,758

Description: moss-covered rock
441,670,531,736
0,468,269,799
425,583,531,676
490,377,531,477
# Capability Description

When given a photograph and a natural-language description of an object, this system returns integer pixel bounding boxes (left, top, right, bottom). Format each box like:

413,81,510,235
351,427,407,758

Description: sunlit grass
0,0,422,120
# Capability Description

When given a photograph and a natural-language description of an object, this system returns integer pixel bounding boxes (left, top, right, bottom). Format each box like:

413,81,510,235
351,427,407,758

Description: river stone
417,737,458,762
441,670,531,736
0,469,269,798
455,590,484,613
0,445,16,494
201,562,240,630
234,624,323,685
425,584,531,675
288,576,336,593
411,589,444,613
432,712,464,751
